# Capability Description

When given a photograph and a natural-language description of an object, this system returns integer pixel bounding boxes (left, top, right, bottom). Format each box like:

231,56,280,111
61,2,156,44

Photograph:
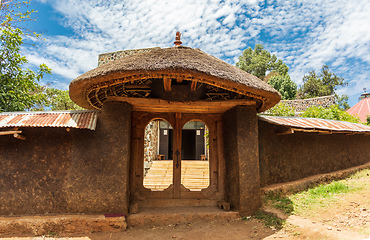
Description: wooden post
173,113,182,199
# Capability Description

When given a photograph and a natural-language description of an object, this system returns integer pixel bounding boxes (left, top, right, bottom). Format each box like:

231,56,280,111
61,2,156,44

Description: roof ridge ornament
362,87,369,98
174,31,182,46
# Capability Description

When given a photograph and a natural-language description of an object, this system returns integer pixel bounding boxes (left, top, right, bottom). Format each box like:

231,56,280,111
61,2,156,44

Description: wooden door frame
130,111,225,202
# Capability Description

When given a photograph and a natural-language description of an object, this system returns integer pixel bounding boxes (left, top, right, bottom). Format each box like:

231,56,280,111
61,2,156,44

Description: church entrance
130,112,224,207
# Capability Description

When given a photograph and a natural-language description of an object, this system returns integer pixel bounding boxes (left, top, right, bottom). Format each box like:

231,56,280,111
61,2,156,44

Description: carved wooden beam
107,96,256,114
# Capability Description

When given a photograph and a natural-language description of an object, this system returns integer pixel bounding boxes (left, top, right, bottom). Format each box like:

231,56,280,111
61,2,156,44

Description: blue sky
20,0,370,107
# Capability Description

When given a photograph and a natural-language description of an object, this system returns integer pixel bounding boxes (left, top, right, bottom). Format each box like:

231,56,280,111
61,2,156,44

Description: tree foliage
264,102,296,117
336,94,350,111
0,21,51,112
267,74,297,100
236,44,289,80
298,65,347,99
301,105,361,123
1,0,38,35
33,87,84,111
0,1,52,112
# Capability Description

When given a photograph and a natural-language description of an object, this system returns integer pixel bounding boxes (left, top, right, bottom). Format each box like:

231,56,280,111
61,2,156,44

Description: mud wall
223,105,260,216
0,101,131,216
258,120,370,187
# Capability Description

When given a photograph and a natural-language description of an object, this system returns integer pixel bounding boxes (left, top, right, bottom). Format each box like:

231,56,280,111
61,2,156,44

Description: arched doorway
143,119,173,191
130,112,224,207
181,120,209,191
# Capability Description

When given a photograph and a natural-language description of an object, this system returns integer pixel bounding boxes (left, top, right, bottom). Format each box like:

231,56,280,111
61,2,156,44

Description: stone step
127,206,239,227
144,160,210,191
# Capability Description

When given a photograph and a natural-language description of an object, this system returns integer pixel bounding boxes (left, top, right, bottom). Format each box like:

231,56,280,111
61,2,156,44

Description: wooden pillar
173,113,182,199
222,105,260,216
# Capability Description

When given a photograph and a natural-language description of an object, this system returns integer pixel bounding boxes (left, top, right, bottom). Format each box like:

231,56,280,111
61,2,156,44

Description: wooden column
173,113,182,199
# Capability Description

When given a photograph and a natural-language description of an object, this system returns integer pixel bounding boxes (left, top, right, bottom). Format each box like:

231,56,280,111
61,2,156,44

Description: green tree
336,95,350,111
264,102,296,117
298,65,347,99
236,44,289,80
301,105,361,123
267,74,297,100
0,21,51,112
1,0,38,33
41,87,84,111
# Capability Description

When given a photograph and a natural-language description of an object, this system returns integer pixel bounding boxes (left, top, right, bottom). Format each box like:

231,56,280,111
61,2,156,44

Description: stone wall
144,120,159,173
98,47,161,66
281,95,336,112
258,119,370,187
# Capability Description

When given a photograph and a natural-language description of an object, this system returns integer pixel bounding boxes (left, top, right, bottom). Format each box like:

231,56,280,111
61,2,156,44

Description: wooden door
130,112,225,203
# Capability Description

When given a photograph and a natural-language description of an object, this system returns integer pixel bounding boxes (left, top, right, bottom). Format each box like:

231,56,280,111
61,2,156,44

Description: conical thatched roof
70,46,281,112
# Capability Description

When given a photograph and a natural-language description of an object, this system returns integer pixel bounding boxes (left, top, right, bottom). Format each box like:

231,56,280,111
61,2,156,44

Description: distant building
347,91,370,123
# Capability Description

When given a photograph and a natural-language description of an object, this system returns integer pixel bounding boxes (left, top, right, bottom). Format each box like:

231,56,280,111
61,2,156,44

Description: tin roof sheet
259,115,370,133
0,110,99,130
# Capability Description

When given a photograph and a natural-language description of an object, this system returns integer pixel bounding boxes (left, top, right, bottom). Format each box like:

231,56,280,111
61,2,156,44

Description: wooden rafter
163,78,172,91
0,130,22,136
191,81,197,91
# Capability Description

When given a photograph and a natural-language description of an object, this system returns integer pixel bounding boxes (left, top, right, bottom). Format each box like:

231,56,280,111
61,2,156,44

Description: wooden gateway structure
69,35,280,216
1,34,369,229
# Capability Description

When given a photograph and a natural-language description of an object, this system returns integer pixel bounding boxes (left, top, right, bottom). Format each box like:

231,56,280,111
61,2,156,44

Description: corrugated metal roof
0,110,99,130
259,115,370,133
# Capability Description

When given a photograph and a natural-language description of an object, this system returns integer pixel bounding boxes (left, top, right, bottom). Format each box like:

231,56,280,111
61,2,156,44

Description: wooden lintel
163,78,172,91
0,130,22,136
276,128,294,135
106,96,256,114
191,81,197,91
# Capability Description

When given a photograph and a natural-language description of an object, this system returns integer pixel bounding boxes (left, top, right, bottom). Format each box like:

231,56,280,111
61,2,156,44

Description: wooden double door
130,112,225,203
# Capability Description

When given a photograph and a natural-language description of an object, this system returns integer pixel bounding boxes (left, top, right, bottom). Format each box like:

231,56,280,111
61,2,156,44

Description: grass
245,210,285,230
256,168,370,228
263,191,294,214
292,175,363,215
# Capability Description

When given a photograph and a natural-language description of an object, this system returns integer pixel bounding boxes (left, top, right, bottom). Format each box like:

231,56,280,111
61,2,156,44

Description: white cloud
25,0,370,107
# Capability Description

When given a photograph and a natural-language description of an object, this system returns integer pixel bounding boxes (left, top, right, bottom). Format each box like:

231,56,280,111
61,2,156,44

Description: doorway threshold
137,198,218,208
127,206,239,227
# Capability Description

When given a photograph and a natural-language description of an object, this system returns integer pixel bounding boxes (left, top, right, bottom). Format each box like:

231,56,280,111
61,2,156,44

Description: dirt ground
1,173,369,240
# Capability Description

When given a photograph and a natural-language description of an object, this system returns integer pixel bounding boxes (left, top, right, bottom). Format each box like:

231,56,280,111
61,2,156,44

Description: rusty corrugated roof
0,110,99,130
259,115,370,133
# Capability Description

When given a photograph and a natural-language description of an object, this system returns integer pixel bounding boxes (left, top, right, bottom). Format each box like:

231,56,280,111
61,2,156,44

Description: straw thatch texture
69,46,280,112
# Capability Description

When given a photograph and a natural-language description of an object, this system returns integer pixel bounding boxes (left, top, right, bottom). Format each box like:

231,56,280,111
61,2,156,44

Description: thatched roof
69,46,281,112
